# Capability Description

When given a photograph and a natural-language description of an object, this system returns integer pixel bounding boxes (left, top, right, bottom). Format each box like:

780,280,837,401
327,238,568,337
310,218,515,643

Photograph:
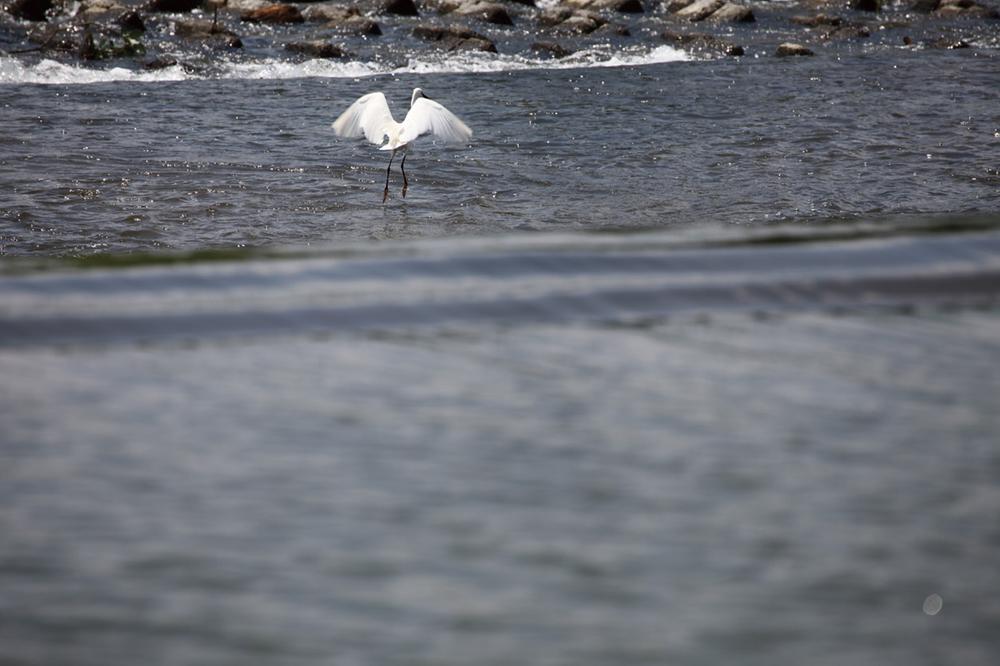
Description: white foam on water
1,45,688,86
222,58,385,81
0,57,188,85
392,45,689,75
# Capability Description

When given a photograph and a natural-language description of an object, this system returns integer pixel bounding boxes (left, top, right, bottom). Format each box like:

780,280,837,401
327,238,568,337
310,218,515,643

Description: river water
2,21,1000,666
2,47,999,255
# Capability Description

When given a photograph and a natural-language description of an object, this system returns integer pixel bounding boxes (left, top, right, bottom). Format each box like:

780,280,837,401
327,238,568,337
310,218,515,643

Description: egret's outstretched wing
332,93,395,146
399,97,472,146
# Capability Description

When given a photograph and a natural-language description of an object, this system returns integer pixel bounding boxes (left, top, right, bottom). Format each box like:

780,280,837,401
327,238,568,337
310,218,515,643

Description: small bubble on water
923,594,943,616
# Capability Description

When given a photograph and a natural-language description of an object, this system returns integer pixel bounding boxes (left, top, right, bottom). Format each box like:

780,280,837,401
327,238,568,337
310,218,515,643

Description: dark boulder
174,18,243,46
143,56,202,73
450,35,496,51
7,0,53,21
662,29,743,56
483,6,514,25
145,56,179,69
934,0,999,16
412,24,469,39
594,22,631,36
821,22,870,39
851,0,880,11
910,0,938,10
383,0,418,15
412,23,496,51
482,4,513,24
661,29,699,43
790,14,843,26
241,4,304,22
928,36,970,48
146,0,202,12
556,12,604,33
531,40,573,57
175,18,239,36
327,17,382,35
118,9,146,32
285,40,348,58
615,0,643,12
453,2,514,25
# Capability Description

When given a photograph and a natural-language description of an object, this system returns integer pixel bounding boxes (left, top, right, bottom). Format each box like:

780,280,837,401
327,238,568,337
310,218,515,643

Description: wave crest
0,45,688,86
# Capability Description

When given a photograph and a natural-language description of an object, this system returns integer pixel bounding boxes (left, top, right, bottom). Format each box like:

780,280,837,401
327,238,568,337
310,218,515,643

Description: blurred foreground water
2,221,1000,665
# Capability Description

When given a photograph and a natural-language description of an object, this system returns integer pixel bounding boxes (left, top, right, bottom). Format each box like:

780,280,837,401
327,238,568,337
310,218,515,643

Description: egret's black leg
400,152,409,198
383,150,395,203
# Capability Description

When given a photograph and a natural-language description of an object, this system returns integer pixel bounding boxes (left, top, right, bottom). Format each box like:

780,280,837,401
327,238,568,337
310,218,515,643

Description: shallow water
2,21,1000,666
2,50,998,256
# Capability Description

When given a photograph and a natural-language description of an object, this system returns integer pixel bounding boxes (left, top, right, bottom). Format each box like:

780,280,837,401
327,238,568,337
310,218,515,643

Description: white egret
332,88,472,203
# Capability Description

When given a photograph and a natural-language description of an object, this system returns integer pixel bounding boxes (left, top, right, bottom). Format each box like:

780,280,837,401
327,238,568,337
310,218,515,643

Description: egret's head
411,88,429,106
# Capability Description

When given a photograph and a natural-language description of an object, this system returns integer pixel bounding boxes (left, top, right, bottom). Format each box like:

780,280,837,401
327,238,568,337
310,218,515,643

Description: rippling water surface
2,50,998,256
2,33,1000,666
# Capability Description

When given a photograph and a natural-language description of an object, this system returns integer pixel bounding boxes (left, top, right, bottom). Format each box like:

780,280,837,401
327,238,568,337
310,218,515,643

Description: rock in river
174,18,244,45
383,0,418,15
285,40,348,58
412,24,497,51
118,9,146,32
146,0,202,12
448,1,514,26
934,0,999,17
531,40,573,57
662,28,744,55
790,14,842,27
563,0,643,11
775,42,815,56
707,2,755,22
675,0,724,22
542,9,605,33
820,22,870,40
241,3,305,22
300,2,360,21
327,17,382,34
7,0,53,21
851,0,880,11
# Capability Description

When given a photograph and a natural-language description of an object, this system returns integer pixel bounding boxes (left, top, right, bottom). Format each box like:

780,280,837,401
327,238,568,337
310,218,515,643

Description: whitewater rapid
1,45,688,85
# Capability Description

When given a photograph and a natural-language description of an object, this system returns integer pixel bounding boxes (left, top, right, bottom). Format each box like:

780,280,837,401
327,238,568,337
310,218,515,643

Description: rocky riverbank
1,0,997,74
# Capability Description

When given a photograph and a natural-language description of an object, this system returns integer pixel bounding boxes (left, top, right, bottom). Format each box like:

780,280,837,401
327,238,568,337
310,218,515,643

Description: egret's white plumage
332,88,471,201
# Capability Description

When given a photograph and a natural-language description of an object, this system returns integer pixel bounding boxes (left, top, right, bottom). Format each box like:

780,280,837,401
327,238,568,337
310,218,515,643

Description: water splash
0,45,688,86
0,57,188,85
